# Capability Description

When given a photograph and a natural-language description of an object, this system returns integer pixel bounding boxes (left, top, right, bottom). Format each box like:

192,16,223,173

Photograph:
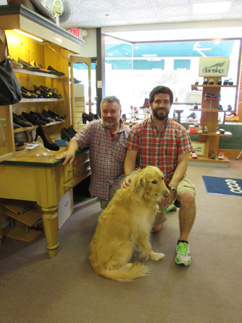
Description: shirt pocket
111,142,127,163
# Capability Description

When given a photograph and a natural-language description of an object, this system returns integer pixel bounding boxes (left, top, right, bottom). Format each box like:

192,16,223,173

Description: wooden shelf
188,131,232,137
189,155,230,167
5,208,42,227
204,97,220,100
190,109,230,113
20,98,64,103
14,69,63,79
2,224,41,242
189,77,235,165
191,84,237,88
14,120,65,133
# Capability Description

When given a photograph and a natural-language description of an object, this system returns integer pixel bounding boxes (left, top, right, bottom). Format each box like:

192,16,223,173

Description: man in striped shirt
122,86,196,267
56,96,130,209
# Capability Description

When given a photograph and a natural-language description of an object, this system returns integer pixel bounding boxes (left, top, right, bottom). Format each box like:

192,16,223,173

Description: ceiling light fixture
193,1,231,14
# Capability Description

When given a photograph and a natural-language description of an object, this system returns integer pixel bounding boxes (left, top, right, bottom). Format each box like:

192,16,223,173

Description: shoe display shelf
0,199,42,242
0,3,83,161
188,77,236,167
0,5,94,257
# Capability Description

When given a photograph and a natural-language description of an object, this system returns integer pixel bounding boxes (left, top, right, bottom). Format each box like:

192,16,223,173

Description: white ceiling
53,0,242,42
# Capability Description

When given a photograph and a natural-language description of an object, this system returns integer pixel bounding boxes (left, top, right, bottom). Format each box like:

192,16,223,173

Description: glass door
69,56,92,132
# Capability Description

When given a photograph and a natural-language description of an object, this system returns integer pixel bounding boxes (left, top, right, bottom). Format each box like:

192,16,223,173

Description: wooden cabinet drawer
73,160,91,177
73,151,90,166
64,165,73,183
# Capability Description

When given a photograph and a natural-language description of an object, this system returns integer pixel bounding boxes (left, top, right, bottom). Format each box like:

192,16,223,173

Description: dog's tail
98,262,150,282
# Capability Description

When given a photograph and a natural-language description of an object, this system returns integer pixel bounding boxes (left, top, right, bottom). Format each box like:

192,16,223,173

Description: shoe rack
0,4,83,161
189,77,236,165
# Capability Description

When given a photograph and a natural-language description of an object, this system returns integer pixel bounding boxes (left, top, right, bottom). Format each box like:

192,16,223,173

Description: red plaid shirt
126,117,193,184
73,120,130,199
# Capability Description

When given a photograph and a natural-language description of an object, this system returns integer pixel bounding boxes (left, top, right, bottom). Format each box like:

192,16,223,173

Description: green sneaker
175,241,191,266
165,203,177,213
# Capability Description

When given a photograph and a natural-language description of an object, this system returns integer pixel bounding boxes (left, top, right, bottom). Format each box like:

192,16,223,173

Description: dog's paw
150,252,165,261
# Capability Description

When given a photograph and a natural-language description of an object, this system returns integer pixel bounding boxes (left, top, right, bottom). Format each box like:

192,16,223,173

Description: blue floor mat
202,176,242,196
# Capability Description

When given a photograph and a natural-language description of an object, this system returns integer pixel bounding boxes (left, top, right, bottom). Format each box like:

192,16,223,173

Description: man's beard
152,108,169,121
102,118,116,129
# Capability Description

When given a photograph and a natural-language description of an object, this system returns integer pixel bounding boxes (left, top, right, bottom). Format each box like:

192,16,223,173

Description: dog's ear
132,171,146,192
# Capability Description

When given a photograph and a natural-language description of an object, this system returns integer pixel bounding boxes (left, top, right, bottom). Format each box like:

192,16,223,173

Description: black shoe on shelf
35,125,60,151
67,125,77,136
22,112,46,125
47,66,65,76
61,127,73,141
13,122,21,129
42,110,57,122
74,78,82,83
31,111,51,123
18,58,41,71
47,110,65,121
13,113,32,127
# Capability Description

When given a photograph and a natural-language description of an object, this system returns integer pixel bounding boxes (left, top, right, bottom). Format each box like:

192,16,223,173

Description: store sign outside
199,57,229,77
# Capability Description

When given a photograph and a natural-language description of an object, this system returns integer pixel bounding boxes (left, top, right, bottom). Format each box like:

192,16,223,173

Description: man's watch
167,186,177,194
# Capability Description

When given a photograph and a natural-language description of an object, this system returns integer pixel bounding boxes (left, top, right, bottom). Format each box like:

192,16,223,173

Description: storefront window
104,36,240,123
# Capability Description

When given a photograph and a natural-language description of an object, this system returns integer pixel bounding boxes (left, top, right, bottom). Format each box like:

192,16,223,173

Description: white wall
79,28,97,57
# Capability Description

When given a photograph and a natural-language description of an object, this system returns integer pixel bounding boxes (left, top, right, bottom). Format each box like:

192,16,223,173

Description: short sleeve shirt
73,120,130,199
126,117,193,184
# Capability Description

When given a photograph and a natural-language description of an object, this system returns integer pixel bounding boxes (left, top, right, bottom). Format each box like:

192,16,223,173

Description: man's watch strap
167,186,177,194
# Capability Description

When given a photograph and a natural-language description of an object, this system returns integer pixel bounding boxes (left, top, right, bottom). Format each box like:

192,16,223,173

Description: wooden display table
0,147,91,257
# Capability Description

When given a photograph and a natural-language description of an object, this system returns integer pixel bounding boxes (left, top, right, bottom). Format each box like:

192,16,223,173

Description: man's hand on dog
121,176,132,189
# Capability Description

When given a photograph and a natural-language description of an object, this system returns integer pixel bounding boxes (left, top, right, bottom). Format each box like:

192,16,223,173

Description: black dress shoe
22,112,46,125
47,66,65,76
67,125,77,136
61,127,73,141
13,113,32,127
18,58,41,71
48,110,65,120
31,111,51,123
35,125,60,151
13,122,21,129
42,110,57,121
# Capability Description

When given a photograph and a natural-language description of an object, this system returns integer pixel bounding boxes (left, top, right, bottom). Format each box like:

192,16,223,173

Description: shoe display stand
0,4,92,257
0,199,42,242
188,77,236,166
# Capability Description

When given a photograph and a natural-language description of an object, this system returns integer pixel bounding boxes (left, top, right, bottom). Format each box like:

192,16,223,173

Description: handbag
0,33,22,106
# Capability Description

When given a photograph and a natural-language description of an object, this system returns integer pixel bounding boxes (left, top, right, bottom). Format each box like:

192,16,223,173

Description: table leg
41,206,59,258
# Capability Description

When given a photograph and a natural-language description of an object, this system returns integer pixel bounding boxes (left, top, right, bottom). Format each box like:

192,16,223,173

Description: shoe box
0,199,42,242
55,137,69,147
58,189,74,229
189,124,203,133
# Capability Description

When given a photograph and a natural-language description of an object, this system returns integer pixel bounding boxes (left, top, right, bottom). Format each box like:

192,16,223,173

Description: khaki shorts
153,174,196,226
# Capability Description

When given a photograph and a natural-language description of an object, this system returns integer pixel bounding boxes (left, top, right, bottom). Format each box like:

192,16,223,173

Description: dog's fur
89,166,170,281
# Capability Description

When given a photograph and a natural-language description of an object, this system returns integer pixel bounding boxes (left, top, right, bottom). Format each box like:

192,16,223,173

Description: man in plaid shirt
56,96,130,209
122,86,196,267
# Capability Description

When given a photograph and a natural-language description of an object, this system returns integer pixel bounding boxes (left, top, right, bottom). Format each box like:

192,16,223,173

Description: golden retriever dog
89,166,170,282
